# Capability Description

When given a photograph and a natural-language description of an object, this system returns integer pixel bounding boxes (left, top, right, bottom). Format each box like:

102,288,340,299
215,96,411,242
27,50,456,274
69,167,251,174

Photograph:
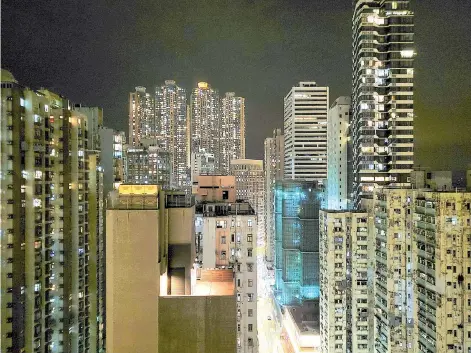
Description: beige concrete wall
106,209,160,353
196,175,236,202
168,207,195,245
159,295,237,353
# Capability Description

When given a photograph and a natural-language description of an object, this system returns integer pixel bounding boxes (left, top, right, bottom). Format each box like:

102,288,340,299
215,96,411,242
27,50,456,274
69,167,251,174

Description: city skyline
2,1,470,169
2,1,471,352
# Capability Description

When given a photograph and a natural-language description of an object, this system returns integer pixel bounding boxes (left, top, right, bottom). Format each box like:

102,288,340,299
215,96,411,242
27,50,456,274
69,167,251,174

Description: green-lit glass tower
274,180,323,305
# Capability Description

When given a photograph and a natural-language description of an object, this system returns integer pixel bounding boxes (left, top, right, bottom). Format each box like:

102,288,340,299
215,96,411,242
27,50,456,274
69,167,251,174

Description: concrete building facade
194,175,236,203
264,128,284,264
373,188,471,353
319,210,373,353
0,69,104,353
190,82,221,173
125,146,172,189
284,82,329,182
352,0,415,205
129,86,155,146
191,149,216,182
230,159,264,240
106,185,197,353
327,96,351,210
221,92,246,174
195,201,258,353
155,80,190,190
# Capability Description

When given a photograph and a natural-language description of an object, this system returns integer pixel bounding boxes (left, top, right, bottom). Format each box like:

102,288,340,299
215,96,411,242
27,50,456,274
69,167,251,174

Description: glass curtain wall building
274,180,323,305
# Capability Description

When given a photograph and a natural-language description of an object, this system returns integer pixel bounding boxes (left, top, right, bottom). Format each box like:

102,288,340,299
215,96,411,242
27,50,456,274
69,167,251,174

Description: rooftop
193,281,234,296
285,301,320,335
195,201,255,216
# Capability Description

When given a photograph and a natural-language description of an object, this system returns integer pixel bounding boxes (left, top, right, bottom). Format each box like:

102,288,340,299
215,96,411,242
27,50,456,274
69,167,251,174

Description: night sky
2,0,470,170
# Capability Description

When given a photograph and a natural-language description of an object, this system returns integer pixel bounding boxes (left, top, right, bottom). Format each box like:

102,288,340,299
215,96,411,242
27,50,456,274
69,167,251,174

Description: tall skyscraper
129,86,155,146
274,180,323,305
230,159,264,240
99,127,126,197
264,128,284,264
190,82,221,172
155,80,190,189
352,0,415,205
221,92,245,174
372,188,471,353
319,210,373,353
327,96,351,210
0,69,104,353
284,82,329,182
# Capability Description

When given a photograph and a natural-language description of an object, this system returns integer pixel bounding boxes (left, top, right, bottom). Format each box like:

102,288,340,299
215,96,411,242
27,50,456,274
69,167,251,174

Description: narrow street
257,236,283,353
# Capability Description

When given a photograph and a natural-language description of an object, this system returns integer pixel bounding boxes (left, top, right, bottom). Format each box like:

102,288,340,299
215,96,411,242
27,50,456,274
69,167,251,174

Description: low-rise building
194,175,236,202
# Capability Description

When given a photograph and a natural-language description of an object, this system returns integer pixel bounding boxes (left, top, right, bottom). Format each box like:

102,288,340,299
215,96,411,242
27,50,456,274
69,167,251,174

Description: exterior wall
168,207,196,295
129,86,155,146
125,146,172,189
319,211,372,353
284,82,329,182
196,175,236,202
372,189,471,353
264,128,284,264
230,159,264,240
99,126,114,197
191,82,222,172
74,105,103,150
159,295,237,353
155,80,190,190
221,92,246,175
352,0,415,204
275,180,323,305
374,189,414,353
0,70,103,353
198,209,258,353
327,96,351,210
106,209,160,353
191,149,216,182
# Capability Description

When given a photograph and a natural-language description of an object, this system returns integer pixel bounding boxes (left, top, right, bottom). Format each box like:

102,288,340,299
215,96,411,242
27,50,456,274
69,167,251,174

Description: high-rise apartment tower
1,70,104,353
220,92,245,174
129,86,155,146
155,80,190,189
351,0,415,205
190,82,221,173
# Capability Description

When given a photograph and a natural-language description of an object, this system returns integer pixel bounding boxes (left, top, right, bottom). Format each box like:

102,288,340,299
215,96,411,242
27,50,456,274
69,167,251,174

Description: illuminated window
401,50,414,58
